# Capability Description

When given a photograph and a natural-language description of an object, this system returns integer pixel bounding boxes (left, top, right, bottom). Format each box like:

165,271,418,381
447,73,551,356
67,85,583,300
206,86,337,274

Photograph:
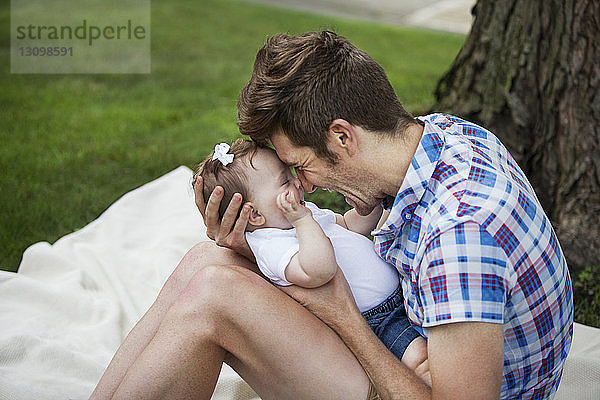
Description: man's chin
350,199,378,216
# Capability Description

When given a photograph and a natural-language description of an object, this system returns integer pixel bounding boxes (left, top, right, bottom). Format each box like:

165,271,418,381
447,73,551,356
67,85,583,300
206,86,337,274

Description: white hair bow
212,143,234,166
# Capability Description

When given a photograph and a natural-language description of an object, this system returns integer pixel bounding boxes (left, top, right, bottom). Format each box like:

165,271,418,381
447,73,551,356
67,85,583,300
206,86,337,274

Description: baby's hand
277,190,311,226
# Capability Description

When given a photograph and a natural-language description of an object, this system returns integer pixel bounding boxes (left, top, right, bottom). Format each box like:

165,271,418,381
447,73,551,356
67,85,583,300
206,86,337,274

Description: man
90,31,572,399
235,30,573,398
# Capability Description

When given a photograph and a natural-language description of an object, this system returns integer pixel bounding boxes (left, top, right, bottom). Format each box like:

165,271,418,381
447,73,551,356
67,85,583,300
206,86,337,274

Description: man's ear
327,119,358,157
246,203,266,227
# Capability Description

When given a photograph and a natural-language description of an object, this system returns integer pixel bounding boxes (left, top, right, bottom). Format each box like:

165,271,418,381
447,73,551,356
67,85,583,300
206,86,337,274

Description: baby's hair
193,138,259,222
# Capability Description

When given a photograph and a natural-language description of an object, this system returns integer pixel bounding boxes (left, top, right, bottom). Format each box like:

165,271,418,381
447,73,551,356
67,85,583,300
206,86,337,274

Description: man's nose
297,173,316,194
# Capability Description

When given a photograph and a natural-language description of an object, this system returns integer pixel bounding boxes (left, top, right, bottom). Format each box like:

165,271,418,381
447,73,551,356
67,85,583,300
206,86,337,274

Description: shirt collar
376,115,448,233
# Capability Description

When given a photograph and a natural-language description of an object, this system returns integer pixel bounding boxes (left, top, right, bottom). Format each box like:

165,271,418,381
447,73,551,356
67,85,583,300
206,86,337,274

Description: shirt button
403,212,412,221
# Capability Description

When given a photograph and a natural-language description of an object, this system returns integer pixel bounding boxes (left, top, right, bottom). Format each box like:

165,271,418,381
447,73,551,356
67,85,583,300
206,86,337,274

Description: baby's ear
246,203,266,227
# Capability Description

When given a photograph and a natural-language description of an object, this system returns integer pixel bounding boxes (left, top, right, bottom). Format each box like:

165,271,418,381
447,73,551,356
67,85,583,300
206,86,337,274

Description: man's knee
168,265,261,332
184,263,258,302
184,241,255,270
167,242,245,293
161,265,235,329
161,265,270,352
185,241,229,265
183,264,271,316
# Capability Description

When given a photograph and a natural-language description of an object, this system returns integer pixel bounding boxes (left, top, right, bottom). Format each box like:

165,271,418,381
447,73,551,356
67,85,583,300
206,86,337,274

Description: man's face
247,147,305,230
271,132,383,216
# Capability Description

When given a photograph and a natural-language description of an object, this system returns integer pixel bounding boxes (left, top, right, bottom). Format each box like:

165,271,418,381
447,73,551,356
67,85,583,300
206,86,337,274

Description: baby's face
248,147,304,230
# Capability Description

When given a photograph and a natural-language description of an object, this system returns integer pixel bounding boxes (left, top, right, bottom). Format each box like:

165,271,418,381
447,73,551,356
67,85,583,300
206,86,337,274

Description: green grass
2,0,597,328
0,0,464,272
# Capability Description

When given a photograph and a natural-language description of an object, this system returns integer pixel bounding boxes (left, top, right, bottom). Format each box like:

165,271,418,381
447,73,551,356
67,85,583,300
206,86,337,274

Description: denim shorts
361,285,421,361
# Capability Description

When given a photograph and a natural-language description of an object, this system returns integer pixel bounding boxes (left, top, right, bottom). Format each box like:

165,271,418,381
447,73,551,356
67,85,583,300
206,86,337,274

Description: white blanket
0,166,597,399
0,166,258,400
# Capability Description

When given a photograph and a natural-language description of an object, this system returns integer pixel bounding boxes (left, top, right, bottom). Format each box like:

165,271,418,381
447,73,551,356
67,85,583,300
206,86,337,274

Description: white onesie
246,202,399,312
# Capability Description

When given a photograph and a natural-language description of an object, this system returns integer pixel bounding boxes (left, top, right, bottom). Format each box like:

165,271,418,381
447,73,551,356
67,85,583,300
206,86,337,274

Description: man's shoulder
420,113,507,159
420,114,534,227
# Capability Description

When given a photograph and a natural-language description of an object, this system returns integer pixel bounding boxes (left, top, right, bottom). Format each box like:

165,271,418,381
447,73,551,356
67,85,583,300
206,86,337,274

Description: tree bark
434,0,600,272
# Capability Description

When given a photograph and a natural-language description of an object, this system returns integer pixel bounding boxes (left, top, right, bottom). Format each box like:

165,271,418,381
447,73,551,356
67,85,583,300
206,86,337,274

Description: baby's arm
335,204,387,236
277,191,337,288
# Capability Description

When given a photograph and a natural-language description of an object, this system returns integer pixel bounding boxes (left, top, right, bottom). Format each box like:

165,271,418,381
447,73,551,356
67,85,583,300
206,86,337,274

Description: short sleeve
246,230,299,286
418,221,511,327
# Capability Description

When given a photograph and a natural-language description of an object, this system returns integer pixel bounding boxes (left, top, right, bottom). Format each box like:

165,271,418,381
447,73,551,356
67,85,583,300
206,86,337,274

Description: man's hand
281,267,359,330
277,190,311,226
193,176,255,261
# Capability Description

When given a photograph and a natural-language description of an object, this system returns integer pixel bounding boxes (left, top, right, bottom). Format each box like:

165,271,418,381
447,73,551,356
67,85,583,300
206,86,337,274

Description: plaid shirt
373,114,573,399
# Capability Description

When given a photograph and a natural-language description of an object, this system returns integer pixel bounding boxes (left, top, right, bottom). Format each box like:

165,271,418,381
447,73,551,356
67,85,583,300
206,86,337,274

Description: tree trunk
434,0,600,272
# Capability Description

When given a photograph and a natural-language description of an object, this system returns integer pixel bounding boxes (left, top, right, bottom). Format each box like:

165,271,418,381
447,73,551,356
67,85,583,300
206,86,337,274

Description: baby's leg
401,336,427,369
402,337,431,386
363,293,431,386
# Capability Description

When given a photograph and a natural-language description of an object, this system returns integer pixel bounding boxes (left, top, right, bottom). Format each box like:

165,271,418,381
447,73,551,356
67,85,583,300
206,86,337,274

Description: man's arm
283,273,504,400
427,322,503,399
334,299,432,399
343,316,504,399
335,204,384,236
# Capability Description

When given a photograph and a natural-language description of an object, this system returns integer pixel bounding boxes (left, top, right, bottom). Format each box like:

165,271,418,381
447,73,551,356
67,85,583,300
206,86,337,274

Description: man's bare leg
111,263,370,400
89,241,257,399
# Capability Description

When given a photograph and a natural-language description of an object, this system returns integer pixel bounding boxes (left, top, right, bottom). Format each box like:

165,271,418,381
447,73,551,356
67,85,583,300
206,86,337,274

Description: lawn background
1,0,597,327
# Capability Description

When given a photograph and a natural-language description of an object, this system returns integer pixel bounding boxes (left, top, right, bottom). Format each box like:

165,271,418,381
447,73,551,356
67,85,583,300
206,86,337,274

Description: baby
194,139,429,375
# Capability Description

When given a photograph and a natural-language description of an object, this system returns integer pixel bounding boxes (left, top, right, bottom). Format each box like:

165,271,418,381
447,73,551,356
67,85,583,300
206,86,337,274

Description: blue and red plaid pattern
373,114,573,399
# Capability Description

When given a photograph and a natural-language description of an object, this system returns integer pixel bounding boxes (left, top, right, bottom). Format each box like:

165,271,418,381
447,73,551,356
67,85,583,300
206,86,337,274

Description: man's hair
237,30,415,162
193,138,259,222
